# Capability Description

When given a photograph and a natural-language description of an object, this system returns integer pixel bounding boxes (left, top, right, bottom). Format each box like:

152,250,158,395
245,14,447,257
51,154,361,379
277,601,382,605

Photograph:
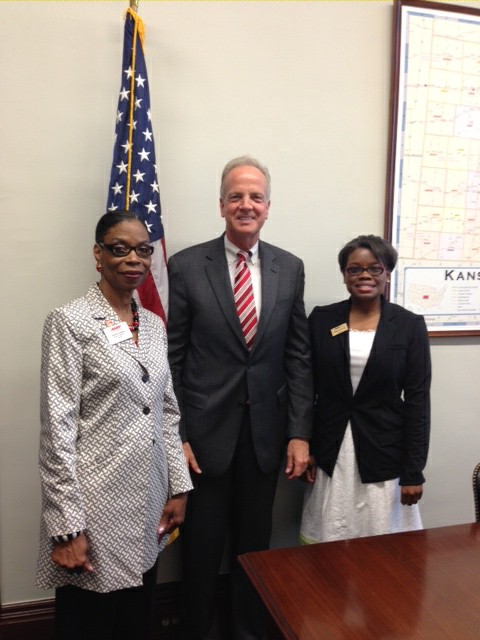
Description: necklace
128,298,140,333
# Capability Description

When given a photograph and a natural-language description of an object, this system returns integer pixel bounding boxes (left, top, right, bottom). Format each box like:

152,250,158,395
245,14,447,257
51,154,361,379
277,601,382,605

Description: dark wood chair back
474,463,480,523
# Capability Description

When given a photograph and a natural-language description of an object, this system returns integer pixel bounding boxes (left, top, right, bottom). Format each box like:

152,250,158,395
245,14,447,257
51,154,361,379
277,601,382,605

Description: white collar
224,235,259,264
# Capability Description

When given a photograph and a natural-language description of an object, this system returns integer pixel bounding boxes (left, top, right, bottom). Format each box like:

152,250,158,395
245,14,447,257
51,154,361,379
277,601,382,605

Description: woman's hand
401,485,423,505
51,533,94,573
157,492,189,540
301,455,317,484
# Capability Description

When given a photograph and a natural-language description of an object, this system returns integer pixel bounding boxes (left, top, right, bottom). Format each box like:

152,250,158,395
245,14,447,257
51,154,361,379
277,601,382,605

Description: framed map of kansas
386,0,480,335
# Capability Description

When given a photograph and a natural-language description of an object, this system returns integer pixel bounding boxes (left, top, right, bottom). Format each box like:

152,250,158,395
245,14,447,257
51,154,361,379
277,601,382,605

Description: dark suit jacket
309,298,431,485
167,235,313,476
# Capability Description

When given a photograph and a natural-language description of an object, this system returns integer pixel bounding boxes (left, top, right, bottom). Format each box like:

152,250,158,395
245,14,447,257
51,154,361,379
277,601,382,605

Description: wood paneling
0,577,230,640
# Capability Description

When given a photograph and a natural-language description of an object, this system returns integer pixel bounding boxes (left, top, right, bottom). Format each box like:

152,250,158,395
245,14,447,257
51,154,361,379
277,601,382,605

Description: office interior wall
1,0,479,604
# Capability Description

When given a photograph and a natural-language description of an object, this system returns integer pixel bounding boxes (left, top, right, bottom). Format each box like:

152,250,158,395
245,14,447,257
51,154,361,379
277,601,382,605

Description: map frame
385,0,480,336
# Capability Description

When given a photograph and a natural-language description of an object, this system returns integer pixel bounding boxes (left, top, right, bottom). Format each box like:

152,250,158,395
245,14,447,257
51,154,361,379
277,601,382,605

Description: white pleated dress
300,330,423,544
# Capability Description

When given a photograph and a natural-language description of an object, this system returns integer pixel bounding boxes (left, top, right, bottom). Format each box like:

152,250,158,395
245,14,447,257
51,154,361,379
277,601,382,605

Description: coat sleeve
39,309,87,537
400,314,431,485
158,323,193,496
283,259,314,440
166,254,192,442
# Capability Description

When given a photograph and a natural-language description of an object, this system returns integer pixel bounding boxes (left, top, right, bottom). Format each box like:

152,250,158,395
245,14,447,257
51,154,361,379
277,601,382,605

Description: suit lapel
135,308,152,358
370,302,398,362
333,301,350,361
86,283,116,326
253,242,278,349
330,301,352,394
85,284,145,361
355,300,398,394
204,236,247,349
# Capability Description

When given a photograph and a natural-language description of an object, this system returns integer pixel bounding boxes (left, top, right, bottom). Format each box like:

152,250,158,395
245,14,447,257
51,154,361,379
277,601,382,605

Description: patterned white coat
36,284,192,593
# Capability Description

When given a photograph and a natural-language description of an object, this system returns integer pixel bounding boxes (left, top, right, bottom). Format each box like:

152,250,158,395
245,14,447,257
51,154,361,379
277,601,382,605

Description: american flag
106,8,167,322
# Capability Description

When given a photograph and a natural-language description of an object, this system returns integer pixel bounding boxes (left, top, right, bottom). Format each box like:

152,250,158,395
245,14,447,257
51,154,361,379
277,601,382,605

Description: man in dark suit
167,156,313,640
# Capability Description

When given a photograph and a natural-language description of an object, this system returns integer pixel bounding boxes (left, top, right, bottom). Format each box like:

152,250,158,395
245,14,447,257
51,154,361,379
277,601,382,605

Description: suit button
142,374,149,383
143,407,150,415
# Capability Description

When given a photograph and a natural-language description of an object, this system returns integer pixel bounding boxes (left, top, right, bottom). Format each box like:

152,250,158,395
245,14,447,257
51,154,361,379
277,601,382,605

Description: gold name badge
330,323,348,337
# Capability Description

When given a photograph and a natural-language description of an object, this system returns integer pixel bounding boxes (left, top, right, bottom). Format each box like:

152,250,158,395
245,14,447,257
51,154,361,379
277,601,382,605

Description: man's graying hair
220,156,271,200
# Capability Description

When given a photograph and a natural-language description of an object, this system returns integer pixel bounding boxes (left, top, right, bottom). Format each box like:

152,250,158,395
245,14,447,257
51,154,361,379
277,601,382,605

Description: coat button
143,407,150,415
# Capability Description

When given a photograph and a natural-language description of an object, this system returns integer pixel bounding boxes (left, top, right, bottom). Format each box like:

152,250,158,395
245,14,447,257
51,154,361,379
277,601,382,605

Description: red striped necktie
234,251,257,350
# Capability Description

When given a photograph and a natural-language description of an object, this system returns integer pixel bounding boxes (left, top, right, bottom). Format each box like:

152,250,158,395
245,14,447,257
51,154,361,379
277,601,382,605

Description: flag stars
107,12,164,260
138,148,151,162
111,183,123,195
144,201,157,214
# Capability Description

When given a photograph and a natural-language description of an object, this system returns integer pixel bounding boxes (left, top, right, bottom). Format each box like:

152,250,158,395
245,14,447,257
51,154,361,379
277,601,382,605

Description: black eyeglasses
345,266,385,276
98,242,154,258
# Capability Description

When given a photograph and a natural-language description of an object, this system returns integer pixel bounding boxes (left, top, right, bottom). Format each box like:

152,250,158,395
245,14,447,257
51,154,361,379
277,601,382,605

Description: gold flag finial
129,0,139,12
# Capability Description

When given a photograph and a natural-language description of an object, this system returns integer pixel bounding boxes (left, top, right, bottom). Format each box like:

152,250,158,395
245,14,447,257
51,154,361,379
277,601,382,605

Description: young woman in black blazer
300,235,431,543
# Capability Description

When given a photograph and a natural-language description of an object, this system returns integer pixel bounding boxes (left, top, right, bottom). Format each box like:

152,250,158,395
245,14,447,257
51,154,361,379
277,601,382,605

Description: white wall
1,0,479,605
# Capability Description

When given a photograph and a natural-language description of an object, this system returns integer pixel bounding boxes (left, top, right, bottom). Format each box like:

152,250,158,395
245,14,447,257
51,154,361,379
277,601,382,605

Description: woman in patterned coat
37,211,192,639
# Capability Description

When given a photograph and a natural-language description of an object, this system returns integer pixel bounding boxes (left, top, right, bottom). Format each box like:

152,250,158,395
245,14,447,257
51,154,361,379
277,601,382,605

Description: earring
96,263,103,273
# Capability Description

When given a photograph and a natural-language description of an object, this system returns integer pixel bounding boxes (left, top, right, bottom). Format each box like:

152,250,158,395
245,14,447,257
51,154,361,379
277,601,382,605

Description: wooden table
239,523,480,639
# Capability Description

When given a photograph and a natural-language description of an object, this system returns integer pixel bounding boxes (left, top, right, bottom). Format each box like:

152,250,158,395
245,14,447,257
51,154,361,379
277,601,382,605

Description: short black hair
95,211,145,243
338,235,398,272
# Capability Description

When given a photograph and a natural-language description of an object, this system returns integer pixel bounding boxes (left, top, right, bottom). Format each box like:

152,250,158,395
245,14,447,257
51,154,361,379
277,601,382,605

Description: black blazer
309,298,431,485
167,235,313,476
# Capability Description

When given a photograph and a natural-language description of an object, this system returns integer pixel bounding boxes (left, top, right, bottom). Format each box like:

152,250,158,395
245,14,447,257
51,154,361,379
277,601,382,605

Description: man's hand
183,441,202,474
157,493,189,540
285,438,309,480
51,533,94,573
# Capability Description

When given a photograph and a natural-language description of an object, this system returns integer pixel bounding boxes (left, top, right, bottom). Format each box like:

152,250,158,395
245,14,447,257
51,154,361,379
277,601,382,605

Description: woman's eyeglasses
98,242,154,258
344,266,385,276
